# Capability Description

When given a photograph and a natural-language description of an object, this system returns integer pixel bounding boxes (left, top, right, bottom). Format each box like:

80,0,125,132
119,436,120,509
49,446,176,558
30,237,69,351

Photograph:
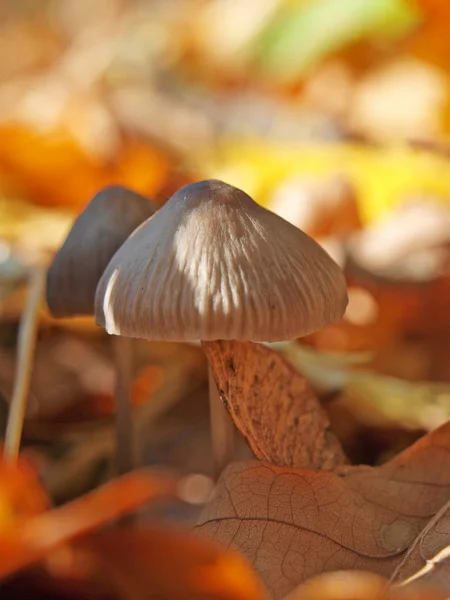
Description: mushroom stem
207,364,234,478
4,265,46,462
112,335,134,475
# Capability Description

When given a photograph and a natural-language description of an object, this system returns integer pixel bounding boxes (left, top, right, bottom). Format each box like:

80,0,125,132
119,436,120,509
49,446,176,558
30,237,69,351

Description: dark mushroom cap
47,186,157,317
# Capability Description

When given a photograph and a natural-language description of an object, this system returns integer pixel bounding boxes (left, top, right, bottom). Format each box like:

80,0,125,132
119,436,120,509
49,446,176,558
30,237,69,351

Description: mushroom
46,185,157,474
94,180,348,475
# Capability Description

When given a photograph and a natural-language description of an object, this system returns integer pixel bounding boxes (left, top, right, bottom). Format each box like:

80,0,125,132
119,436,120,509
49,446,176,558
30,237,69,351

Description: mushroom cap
47,186,157,318
95,180,348,342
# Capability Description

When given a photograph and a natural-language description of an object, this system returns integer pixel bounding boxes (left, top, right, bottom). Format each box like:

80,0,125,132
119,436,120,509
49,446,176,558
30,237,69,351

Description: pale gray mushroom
95,180,348,475
46,185,157,475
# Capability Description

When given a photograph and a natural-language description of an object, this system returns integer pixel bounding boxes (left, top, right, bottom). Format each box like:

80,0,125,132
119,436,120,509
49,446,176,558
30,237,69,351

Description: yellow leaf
203,141,450,223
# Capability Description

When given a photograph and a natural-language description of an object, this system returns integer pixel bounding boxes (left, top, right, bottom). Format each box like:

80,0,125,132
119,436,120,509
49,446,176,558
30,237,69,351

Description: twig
4,265,46,462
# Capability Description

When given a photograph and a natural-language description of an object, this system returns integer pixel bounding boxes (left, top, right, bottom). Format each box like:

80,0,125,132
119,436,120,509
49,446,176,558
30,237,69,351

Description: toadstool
46,185,157,474
94,180,348,475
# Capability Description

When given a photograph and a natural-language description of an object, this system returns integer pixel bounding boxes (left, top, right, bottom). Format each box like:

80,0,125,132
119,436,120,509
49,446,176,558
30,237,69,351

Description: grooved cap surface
95,180,348,341
47,186,157,317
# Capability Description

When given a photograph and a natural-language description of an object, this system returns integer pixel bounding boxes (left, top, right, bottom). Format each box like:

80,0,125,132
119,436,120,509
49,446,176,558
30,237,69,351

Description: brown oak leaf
284,570,447,599
202,341,347,470
390,497,450,593
196,423,450,599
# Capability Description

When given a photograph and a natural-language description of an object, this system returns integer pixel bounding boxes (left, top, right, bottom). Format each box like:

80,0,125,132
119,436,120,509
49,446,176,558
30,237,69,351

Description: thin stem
208,364,234,478
112,335,134,475
4,265,46,462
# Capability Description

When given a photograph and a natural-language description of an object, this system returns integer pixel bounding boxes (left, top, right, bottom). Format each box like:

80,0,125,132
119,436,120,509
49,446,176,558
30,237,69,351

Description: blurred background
0,0,449,515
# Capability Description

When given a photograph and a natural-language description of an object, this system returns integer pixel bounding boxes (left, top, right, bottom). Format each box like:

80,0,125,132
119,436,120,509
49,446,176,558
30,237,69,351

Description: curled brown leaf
202,340,347,470
390,497,450,593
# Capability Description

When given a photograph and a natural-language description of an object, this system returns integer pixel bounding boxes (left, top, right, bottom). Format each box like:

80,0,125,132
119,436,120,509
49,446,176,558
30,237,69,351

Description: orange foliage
405,0,450,69
0,467,177,580
0,124,171,210
0,457,267,600
0,455,49,531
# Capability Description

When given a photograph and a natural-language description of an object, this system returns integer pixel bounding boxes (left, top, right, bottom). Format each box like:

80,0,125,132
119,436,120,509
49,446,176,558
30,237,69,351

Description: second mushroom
46,185,157,475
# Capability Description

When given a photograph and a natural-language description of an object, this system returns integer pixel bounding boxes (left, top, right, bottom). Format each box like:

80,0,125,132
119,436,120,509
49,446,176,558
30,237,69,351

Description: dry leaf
0,19,63,80
0,456,49,531
75,527,269,600
269,174,361,239
350,58,447,142
196,422,450,599
0,124,170,211
406,0,450,72
345,198,450,281
1,527,269,600
306,269,450,358
202,341,347,470
206,142,450,225
390,496,450,592
284,570,447,599
284,571,388,600
0,469,177,579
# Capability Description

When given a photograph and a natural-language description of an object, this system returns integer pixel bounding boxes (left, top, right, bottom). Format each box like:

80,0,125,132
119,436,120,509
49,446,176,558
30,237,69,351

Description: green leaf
256,0,421,82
